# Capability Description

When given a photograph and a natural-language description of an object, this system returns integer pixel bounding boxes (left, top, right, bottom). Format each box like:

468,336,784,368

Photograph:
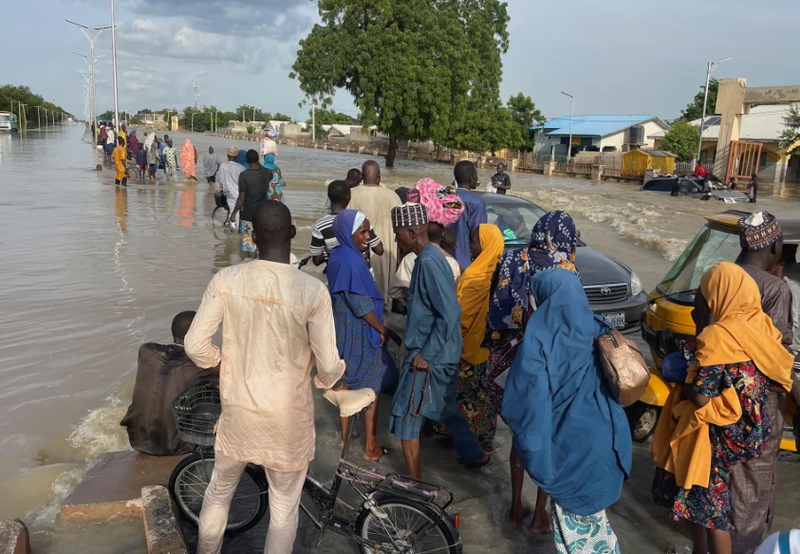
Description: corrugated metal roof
649,105,797,142
531,115,662,137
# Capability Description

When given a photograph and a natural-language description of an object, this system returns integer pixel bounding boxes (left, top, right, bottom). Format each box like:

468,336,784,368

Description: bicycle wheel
212,206,230,226
356,496,462,554
168,451,268,536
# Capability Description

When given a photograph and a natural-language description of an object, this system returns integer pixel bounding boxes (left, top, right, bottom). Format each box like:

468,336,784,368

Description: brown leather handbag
595,318,650,407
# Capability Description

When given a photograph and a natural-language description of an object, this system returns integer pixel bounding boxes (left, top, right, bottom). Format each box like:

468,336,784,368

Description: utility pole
252,106,256,126
36,106,41,129
695,57,732,169
108,0,120,128
312,103,316,144
193,82,199,109
66,21,108,130
561,91,574,162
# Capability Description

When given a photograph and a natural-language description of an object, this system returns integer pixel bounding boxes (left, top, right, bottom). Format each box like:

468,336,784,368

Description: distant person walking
181,139,198,181
695,162,708,178
217,146,245,227
491,162,512,195
136,141,148,181
163,139,179,179
262,153,285,202
112,136,128,186
203,146,219,184
348,160,401,304
146,135,160,181
233,149,273,257
748,173,759,203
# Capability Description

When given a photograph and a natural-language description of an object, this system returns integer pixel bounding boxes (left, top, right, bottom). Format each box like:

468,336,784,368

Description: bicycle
169,356,461,553
212,190,231,226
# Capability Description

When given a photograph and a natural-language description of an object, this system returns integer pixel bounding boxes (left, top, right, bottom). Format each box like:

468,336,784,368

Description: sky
4,0,798,123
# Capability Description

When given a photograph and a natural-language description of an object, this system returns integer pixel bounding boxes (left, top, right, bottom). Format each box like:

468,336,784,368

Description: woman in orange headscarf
436,224,504,451
652,262,793,554
180,139,198,180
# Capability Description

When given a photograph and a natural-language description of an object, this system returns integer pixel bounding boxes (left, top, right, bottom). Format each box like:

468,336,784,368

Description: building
531,115,669,158
649,104,800,184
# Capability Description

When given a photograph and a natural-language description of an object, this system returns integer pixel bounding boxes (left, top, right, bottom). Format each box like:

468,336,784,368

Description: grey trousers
730,391,784,554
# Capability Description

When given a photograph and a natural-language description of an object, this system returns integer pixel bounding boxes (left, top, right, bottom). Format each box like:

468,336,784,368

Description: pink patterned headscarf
409,178,465,226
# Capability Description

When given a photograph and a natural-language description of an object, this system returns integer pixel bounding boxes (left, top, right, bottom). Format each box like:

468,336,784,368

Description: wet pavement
1,126,800,553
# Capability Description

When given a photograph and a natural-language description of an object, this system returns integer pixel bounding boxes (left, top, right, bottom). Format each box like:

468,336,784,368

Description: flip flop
364,447,391,462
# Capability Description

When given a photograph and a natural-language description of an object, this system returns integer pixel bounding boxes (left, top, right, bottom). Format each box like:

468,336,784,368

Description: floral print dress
652,361,771,530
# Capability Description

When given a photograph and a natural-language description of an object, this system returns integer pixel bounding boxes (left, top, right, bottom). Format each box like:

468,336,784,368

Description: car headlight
630,271,644,296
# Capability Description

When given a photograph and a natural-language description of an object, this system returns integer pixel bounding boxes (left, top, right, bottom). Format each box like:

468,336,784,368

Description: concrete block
543,160,556,176
141,486,187,554
0,519,30,554
61,450,183,522
591,164,604,182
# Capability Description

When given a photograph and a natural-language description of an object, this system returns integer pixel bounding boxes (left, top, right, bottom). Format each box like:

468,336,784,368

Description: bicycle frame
299,413,458,551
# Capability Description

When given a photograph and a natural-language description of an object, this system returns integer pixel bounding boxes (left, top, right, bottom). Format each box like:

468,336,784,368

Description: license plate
604,312,626,329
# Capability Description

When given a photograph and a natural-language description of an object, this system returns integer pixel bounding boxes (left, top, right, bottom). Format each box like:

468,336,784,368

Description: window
657,225,742,304
643,179,673,192
679,180,701,194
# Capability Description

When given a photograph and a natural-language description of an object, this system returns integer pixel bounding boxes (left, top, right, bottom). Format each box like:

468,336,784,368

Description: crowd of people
117,146,800,554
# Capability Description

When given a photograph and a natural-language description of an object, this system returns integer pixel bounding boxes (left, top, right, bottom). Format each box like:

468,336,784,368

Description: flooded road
1,127,799,552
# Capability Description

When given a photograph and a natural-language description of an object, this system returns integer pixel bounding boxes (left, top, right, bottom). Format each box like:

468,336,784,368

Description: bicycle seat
323,388,376,418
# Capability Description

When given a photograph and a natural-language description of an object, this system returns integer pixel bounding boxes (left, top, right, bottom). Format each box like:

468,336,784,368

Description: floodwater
1,127,800,553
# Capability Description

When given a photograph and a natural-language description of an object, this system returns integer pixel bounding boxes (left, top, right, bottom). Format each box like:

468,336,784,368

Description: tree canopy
507,93,545,150
781,105,800,155
0,84,71,125
660,120,699,162
291,0,510,166
680,79,718,122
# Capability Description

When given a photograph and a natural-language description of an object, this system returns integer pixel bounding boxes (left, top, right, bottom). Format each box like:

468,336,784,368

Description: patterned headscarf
487,210,580,332
391,203,429,228
409,178,464,226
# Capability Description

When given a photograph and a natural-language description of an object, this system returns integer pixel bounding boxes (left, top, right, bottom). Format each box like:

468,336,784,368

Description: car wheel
626,402,660,442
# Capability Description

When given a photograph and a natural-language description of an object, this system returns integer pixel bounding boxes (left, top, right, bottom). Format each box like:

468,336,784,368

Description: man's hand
331,379,350,391
411,353,430,372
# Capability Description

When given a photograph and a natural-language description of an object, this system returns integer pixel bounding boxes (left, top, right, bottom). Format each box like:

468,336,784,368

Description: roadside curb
141,486,187,554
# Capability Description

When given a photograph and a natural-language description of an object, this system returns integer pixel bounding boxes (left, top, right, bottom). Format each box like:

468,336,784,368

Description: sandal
459,455,492,470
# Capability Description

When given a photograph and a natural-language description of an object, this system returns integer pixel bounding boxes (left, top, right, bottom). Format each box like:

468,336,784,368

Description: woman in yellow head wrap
652,262,793,554
434,224,504,451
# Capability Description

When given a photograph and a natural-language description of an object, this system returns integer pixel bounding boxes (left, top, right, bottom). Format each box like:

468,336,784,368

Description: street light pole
66,21,108,130
695,57,732,169
561,91,574,162
36,106,41,129
106,0,120,129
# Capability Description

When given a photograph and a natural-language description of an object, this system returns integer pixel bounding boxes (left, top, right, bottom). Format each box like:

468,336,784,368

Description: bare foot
529,513,553,534
510,504,529,527
364,446,390,461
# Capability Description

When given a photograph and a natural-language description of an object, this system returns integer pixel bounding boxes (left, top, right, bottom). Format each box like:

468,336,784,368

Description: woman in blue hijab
234,149,248,169
327,209,398,461
503,268,631,553
485,210,580,531
262,153,285,202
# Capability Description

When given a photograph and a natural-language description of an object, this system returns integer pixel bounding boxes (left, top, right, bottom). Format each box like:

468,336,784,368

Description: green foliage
660,120,699,162
507,93,545,150
780,105,800,155
272,113,292,122
236,105,272,123
246,125,254,135
680,79,718,122
0,84,71,125
309,108,355,125
291,0,510,165
446,104,521,153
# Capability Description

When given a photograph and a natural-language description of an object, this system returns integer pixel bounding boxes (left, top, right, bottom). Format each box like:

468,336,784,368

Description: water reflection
114,185,128,236
177,185,195,227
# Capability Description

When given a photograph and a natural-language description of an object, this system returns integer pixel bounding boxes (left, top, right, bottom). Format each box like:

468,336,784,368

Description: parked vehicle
633,209,799,449
0,112,18,133
641,176,749,204
481,193,647,332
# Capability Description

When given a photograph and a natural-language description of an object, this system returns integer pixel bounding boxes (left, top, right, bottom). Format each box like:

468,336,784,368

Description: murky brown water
1,127,799,552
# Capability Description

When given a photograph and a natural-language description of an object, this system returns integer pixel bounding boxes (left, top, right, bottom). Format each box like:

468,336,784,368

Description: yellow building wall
622,150,676,176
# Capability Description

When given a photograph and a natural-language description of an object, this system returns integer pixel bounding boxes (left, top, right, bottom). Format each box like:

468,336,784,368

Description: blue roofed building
531,114,669,158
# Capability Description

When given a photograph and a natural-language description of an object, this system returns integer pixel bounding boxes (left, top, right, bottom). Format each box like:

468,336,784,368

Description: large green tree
660,120,699,162
680,79,719,122
781,105,800,154
291,0,510,167
506,93,545,150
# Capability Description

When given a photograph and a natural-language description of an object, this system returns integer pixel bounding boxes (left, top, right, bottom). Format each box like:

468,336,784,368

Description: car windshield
657,224,741,304
0,114,10,122
486,201,547,245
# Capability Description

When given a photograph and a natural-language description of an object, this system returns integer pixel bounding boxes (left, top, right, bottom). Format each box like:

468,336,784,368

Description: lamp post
695,57,731,169
104,0,120,129
35,106,41,129
561,91,574,162
66,21,109,129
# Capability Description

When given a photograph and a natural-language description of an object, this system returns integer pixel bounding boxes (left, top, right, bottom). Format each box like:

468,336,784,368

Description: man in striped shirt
310,180,383,274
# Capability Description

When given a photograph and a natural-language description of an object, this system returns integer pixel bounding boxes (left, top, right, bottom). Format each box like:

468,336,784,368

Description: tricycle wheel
626,402,660,442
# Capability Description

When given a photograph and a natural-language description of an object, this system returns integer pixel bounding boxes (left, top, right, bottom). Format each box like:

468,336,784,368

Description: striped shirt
309,213,381,269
